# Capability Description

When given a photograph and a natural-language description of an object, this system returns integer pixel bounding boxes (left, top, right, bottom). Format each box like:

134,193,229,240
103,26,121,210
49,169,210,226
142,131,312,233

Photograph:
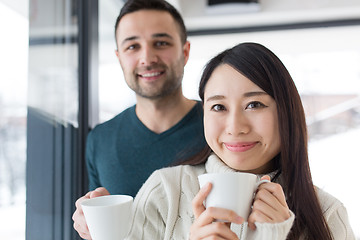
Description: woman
126,43,355,239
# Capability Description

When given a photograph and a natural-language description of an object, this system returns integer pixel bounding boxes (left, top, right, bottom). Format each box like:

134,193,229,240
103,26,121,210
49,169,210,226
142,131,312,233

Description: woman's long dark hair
184,43,333,239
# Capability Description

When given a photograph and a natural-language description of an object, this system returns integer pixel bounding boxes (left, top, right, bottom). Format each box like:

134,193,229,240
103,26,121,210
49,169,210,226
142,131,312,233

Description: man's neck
135,92,196,134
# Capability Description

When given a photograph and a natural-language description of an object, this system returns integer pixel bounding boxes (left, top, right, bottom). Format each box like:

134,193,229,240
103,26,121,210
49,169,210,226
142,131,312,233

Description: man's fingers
73,193,93,239
90,187,110,198
75,195,89,211
73,212,91,239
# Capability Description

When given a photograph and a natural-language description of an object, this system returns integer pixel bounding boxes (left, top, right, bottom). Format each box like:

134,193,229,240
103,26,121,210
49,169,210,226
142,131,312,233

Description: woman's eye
246,101,266,109
211,104,226,112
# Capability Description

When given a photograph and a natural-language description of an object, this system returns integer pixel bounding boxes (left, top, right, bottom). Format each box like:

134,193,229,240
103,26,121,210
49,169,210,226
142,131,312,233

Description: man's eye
155,41,168,47
246,101,266,109
126,44,138,51
211,104,226,112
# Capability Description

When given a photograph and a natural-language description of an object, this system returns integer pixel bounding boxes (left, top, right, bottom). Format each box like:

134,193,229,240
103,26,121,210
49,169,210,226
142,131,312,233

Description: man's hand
72,187,110,239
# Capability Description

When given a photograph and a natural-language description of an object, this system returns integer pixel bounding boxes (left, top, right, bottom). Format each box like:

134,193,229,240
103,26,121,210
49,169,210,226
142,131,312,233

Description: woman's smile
223,141,258,152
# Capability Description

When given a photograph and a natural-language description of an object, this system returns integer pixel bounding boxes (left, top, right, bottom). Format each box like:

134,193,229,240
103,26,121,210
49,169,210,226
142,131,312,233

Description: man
73,0,206,238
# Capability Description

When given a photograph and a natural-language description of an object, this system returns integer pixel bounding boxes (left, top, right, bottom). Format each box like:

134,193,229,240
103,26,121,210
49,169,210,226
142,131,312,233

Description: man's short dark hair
115,0,187,45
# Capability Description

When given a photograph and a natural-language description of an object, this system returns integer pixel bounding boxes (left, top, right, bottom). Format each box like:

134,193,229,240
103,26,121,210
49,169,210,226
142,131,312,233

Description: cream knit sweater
126,154,355,239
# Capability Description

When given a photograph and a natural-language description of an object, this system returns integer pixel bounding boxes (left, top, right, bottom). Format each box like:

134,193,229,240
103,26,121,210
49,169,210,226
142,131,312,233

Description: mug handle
256,179,270,188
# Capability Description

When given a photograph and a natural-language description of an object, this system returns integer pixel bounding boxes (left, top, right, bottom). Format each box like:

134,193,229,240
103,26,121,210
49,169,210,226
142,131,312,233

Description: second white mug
81,195,133,240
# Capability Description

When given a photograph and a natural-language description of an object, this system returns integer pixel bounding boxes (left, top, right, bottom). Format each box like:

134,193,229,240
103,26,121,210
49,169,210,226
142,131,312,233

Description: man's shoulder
92,105,136,132
192,100,203,114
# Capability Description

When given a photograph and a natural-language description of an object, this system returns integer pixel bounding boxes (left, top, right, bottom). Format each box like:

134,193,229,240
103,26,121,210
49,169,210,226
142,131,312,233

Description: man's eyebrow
121,36,139,46
120,33,173,47
152,33,173,39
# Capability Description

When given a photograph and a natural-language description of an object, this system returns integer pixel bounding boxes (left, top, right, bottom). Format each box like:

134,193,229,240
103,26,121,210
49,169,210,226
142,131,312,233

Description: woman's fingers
192,182,212,219
248,178,290,230
254,188,289,220
258,177,288,207
190,221,238,240
190,182,244,239
196,207,243,227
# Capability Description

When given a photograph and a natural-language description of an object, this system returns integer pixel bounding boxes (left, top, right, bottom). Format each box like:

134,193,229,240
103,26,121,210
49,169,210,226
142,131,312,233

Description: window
0,1,28,239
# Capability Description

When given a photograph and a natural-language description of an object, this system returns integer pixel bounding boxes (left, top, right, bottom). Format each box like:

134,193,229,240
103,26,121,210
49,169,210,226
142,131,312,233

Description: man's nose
139,46,158,66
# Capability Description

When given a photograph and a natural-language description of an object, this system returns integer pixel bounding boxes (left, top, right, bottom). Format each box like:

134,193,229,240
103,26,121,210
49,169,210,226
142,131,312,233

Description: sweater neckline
130,101,202,137
204,153,279,179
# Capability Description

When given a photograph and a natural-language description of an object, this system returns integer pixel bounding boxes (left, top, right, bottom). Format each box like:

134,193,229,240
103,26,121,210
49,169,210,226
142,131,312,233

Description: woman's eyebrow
205,95,225,102
243,91,268,98
206,91,267,102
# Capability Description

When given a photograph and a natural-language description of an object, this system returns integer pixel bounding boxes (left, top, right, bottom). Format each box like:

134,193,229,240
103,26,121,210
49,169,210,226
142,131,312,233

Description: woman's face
203,64,281,174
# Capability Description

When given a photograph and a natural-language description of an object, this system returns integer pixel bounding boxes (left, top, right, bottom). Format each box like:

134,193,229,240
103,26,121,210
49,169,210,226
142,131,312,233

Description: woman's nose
226,111,250,136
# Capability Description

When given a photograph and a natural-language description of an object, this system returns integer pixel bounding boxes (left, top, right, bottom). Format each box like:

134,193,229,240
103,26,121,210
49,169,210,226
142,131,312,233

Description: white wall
167,0,360,31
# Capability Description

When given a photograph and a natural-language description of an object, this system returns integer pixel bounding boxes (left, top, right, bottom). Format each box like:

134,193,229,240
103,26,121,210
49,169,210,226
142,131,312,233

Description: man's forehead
116,10,179,39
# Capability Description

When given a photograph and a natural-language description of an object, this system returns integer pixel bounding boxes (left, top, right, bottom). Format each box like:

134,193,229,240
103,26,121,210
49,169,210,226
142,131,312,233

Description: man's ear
115,49,121,64
183,41,190,66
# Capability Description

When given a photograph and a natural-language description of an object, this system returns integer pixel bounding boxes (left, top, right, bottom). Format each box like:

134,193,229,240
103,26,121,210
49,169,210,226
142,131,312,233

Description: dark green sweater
86,102,206,197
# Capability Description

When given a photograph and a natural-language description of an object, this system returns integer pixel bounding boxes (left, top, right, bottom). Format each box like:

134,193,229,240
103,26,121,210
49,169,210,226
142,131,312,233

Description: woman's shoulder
154,164,206,183
315,187,356,238
315,187,346,218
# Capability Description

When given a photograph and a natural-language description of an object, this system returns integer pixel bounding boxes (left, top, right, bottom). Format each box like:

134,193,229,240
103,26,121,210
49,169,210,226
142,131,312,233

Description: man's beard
127,63,184,99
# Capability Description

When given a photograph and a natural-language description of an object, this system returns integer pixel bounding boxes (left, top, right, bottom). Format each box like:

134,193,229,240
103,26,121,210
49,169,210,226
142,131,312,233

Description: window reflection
27,44,78,126
0,1,28,239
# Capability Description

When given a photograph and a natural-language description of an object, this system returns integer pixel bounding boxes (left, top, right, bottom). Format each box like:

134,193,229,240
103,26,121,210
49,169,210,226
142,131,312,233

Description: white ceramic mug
81,195,133,240
198,172,269,221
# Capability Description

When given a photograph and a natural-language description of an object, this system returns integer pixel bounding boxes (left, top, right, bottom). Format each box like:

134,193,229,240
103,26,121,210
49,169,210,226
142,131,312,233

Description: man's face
115,10,190,99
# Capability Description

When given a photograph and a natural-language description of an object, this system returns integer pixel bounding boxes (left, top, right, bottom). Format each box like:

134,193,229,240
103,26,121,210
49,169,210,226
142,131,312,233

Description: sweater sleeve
125,170,168,240
242,210,295,240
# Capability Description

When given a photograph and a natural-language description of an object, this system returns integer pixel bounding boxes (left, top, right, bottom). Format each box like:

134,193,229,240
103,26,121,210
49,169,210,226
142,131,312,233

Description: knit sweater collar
205,153,279,179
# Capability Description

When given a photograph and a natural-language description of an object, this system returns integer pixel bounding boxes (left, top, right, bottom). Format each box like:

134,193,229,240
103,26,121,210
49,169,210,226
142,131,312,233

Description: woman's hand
189,183,244,240
248,175,290,230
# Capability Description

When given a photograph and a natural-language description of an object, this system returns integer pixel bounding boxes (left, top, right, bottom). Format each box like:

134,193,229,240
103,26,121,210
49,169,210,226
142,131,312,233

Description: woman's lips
224,142,258,152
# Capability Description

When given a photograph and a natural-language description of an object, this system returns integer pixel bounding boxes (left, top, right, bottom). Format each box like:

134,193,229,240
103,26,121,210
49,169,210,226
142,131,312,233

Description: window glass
99,1,132,122
0,1,28,239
